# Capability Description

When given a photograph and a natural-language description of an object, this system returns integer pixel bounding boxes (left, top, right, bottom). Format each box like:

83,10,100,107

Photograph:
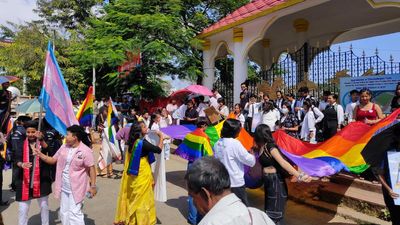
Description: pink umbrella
170,84,213,99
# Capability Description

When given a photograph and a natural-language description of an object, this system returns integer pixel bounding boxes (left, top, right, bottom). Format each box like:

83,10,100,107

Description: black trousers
264,173,287,225
245,117,253,134
382,186,400,225
231,186,249,206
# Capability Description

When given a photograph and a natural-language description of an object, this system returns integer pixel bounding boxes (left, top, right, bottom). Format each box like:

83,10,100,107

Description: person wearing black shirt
391,83,400,112
0,82,12,133
182,101,198,125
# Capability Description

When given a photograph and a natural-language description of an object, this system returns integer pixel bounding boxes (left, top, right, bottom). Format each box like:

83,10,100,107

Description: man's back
199,193,274,225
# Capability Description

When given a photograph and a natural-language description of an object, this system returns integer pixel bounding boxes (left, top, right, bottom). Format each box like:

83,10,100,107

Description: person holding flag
14,120,52,225
33,125,97,225
98,98,121,178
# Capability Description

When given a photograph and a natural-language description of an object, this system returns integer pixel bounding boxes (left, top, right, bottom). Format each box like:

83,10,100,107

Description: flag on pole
76,86,94,127
39,42,78,135
98,99,121,170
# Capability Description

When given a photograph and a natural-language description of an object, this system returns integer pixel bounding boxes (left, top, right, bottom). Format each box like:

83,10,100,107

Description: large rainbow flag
274,109,400,177
76,86,94,127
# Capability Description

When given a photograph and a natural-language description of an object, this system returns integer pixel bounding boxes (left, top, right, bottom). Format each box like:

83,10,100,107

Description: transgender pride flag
39,42,78,136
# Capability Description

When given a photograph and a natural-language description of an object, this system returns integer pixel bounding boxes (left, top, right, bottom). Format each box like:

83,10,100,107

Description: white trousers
60,191,85,225
18,196,49,225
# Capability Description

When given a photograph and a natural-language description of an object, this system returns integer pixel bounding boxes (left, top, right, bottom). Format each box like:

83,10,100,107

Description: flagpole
92,64,96,129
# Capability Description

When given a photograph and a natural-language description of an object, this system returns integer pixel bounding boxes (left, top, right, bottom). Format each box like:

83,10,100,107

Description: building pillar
233,27,248,104
202,39,215,90
293,18,309,82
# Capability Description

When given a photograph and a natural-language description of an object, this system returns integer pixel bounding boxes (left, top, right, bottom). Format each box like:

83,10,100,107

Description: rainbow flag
175,128,214,162
205,121,253,150
98,99,121,170
39,42,78,136
76,86,94,127
273,109,400,176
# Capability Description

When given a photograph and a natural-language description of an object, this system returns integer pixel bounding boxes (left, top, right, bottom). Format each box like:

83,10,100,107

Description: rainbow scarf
127,139,155,176
175,128,214,162
273,109,400,176
22,139,41,201
76,86,94,127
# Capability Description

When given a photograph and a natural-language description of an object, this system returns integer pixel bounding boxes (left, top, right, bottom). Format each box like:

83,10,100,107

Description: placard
204,106,221,124
340,75,400,113
387,151,400,205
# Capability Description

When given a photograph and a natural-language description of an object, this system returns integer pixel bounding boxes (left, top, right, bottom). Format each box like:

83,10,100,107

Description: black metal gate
214,43,400,108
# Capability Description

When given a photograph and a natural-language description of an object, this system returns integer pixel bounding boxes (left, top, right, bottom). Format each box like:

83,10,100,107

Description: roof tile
201,0,288,36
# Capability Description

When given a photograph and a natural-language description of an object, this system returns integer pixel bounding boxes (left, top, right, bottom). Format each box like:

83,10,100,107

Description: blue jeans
187,162,202,224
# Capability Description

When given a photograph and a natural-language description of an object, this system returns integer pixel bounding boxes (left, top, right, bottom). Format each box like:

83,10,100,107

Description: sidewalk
1,154,357,225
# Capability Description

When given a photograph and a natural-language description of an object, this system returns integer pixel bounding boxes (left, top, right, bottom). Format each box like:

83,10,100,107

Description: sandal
97,173,107,177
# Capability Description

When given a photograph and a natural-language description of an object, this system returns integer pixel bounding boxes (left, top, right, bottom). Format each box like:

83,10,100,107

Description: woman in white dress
159,108,172,160
233,104,246,127
217,98,230,119
149,113,167,202
261,101,280,132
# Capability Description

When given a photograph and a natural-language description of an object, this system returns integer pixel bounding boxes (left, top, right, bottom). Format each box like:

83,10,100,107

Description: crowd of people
0,81,399,225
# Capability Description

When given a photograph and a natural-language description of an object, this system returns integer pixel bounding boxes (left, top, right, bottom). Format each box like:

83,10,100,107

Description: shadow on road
28,207,95,225
0,189,15,213
166,170,186,190
165,196,188,219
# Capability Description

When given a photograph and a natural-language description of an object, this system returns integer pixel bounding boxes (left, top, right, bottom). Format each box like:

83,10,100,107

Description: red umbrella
170,84,213,99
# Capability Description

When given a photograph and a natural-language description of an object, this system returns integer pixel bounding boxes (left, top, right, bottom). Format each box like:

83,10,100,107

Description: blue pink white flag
39,42,78,135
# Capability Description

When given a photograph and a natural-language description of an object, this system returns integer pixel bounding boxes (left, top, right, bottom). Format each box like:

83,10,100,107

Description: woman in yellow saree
114,121,163,225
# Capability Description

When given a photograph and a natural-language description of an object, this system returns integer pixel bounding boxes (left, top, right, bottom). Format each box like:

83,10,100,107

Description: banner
340,75,400,113
388,151,400,206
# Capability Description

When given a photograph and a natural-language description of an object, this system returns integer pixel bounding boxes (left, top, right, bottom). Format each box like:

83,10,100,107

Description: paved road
1,154,357,225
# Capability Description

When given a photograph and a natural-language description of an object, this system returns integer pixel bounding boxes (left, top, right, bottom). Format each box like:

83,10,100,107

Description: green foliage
0,23,88,99
3,0,250,99
69,0,249,99
35,0,101,29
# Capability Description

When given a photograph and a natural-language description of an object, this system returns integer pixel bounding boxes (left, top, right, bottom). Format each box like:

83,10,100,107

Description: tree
68,0,249,98
35,0,101,29
0,23,88,99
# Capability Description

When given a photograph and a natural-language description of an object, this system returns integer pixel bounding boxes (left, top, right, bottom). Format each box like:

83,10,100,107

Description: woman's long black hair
127,121,145,153
253,124,278,150
67,125,92,147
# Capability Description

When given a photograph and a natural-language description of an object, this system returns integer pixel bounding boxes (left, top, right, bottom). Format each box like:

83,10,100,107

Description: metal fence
214,43,400,108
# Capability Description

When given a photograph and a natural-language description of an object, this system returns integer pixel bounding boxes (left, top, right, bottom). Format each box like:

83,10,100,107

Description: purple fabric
116,124,132,142
160,125,194,140
280,148,336,177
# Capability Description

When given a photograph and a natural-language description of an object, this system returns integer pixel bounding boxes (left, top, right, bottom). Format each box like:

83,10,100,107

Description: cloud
0,0,39,26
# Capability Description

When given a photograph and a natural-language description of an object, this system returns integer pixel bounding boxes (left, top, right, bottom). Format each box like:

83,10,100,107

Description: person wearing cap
7,116,31,193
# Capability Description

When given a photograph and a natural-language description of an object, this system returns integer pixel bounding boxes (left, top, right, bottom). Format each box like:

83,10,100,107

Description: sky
1,0,399,85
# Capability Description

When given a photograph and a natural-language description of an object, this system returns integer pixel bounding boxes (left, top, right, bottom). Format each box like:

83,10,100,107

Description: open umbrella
0,76,19,85
16,98,43,114
170,84,213,99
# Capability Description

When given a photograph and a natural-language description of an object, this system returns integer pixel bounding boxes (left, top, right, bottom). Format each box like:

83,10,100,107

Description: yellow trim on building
293,18,309,33
233,27,243,42
197,0,305,39
202,39,211,50
367,0,400,8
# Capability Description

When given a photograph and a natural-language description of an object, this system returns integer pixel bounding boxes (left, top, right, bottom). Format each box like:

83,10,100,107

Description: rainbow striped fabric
205,121,253,150
76,86,94,127
273,109,400,177
175,128,214,162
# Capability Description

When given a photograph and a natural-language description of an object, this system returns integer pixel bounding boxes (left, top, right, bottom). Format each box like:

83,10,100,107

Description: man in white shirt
214,119,255,206
196,96,208,118
185,157,274,225
166,99,178,115
209,89,222,109
275,90,284,110
345,89,359,123
318,91,331,112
